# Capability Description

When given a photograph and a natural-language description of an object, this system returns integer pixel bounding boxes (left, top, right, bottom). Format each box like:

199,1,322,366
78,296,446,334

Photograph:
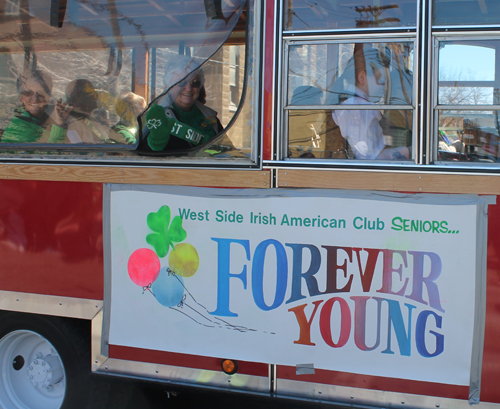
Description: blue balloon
152,267,185,307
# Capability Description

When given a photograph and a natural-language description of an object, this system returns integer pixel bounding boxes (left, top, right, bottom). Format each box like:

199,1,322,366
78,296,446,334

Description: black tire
0,310,109,409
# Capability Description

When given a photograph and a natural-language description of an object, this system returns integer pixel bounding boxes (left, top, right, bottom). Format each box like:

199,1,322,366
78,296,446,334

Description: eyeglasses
20,89,48,101
177,79,202,89
189,80,202,88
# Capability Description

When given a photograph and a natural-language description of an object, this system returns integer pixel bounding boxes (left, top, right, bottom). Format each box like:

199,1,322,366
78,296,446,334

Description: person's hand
54,98,73,126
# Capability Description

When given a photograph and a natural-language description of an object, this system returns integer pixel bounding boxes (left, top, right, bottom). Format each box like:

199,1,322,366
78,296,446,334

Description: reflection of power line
356,4,398,13
290,10,310,28
355,4,400,28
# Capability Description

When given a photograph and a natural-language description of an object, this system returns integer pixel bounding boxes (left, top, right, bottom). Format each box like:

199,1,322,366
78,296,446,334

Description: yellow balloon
169,243,200,277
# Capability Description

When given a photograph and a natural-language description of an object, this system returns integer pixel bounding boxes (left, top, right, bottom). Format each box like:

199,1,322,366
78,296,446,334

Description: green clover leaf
146,205,187,257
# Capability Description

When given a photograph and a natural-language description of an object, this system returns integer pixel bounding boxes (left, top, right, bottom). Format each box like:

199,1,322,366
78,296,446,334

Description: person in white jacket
331,44,409,161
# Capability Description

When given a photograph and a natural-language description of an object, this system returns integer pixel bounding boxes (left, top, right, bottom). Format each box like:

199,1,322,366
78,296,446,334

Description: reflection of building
440,112,499,158
204,44,246,148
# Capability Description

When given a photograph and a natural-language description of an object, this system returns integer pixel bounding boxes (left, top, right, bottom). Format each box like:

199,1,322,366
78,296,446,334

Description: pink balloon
128,248,161,287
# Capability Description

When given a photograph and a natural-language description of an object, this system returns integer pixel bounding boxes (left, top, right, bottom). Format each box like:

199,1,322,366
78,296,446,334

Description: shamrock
147,118,162,130
146,205,186,258
201,116,217,128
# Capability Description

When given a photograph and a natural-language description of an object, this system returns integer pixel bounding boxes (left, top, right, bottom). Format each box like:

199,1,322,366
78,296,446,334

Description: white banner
108,187,487,386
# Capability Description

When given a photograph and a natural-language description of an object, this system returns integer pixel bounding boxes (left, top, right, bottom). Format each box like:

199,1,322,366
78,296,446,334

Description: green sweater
1,107,67,144
146,102,221,152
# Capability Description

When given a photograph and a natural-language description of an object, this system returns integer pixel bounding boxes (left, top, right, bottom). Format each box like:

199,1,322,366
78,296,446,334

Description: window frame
431,33,500,167
280,35,417,163
0,0,263,170
275,0,500,172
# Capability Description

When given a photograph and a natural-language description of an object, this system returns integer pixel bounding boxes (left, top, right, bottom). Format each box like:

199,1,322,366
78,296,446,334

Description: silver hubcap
0,330,66,409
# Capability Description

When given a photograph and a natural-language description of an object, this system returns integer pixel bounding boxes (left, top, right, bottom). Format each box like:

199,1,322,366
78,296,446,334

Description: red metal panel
0,180,104,300
2,177,498,404
262,0,275,161
481,199,500,404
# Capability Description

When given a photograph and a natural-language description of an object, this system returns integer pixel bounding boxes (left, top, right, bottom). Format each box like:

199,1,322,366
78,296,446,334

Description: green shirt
2,107,67,144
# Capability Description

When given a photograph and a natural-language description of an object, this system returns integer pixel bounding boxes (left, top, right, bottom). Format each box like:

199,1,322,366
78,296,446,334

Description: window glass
286,41,414,160
284,0,417,31
436,40,500,163
433,0,500,26
0,50,134,138
151,45,245,138
438,42,496,105
437,110,500,162
0,0,256,163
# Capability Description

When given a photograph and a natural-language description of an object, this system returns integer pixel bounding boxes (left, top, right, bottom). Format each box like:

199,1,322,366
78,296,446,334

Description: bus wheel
0,311,107,409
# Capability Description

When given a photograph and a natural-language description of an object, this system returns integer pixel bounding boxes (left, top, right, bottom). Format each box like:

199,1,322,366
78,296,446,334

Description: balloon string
177,293,187,307
142,283,155,296
169,306,219,328
167,268,257,333
167,268,200,304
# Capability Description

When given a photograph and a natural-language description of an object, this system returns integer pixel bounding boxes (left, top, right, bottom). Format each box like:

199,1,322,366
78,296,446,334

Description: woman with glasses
1,70,72,144
144,56,223,152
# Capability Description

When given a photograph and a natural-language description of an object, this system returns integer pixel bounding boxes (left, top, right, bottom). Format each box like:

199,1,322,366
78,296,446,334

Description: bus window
0,0,258,164
140,42,249,158
436,40,500,163
0,49,135,145
434,0,500,26
280,0,500,168
284,41,414,161
284,0,417,31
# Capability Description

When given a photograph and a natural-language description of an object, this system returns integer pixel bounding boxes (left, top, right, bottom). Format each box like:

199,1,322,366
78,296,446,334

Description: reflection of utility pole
355,5,400,28
286,0,294,29
494,88,500,158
